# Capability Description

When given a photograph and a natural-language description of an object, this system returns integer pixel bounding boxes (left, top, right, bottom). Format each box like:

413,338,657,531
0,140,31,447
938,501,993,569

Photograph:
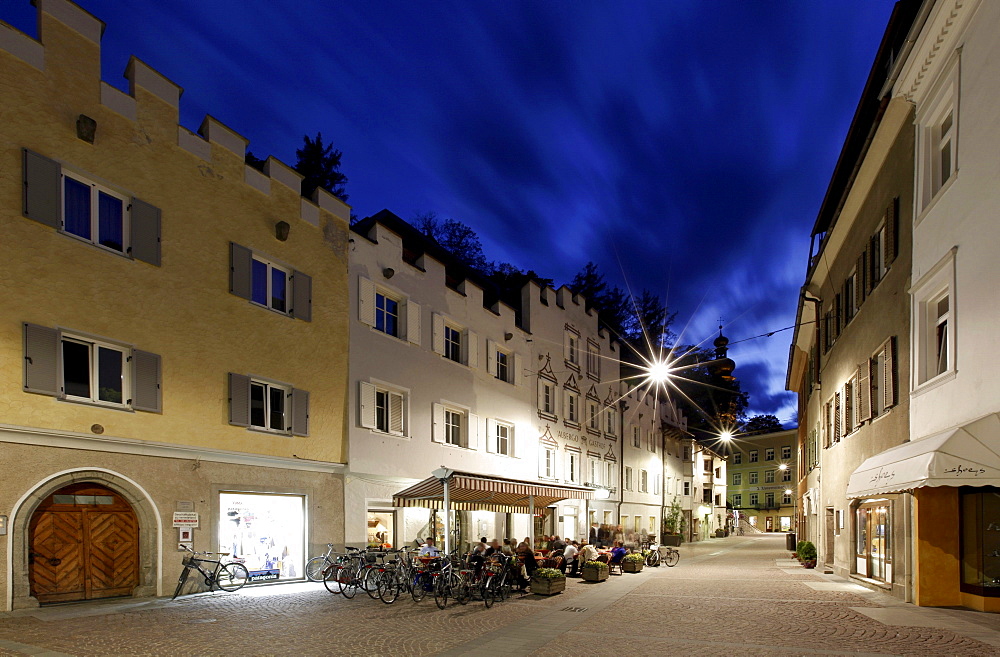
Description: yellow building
0,1,350,609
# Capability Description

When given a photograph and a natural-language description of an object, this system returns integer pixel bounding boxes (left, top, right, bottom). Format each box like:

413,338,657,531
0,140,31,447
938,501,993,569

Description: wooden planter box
661,534,683,547
530,576,566,595
622,561,644,573
581,566,609,582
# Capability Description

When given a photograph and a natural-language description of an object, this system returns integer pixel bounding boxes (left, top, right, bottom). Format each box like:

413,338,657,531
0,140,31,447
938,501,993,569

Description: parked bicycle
661,545,680,567
172,545,249,599
305,543,336,582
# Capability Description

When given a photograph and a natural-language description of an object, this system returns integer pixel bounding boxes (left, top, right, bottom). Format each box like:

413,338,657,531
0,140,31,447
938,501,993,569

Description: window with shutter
884,336,897,408
833,392,842,443
856,252,867,305
858,362,871,423
885,198,898,265
406,301,421,345
359,381,377,429
61,171,130,254
60,334,130,408
432,313,445,354
229,373,251,427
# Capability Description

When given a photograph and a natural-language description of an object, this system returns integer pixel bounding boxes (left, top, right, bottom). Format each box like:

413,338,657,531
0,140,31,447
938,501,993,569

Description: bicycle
305,543,336,582
661,545,680,567
644,543,661,568
172,545,250,599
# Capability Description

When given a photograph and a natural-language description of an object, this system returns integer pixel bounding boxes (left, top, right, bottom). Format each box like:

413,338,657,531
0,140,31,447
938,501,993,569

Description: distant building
726,429,797,533
0,1,351,610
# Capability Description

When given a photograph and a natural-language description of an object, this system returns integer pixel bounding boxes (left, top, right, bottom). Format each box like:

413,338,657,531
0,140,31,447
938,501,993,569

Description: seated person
549,535,566,552
579,541,599,564
485,539,502,556
610,540,627,563
469,541,488,575
515,541,537,589
418,537,440,557
561,540,580,576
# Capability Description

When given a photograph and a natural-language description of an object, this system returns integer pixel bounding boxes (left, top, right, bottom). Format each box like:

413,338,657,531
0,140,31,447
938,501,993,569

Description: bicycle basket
181,556,194,567
365,554,378,564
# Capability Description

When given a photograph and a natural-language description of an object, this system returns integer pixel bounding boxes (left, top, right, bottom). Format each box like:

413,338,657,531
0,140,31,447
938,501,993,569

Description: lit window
749,472,759,485
749,450,758,463
765,448,775,461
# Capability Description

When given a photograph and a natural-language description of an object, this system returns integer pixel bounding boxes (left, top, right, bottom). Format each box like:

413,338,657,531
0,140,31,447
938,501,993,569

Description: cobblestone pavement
2,534,1000,656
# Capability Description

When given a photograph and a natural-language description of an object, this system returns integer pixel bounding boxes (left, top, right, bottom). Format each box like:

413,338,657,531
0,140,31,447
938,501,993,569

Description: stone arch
7,468,161,610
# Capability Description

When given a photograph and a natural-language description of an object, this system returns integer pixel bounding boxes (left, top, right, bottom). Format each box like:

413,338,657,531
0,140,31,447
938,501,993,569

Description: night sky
5,1,897,426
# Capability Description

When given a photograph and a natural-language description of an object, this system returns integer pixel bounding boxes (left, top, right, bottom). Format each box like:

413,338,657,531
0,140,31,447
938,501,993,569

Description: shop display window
960,487,1000,596
219,492,304,582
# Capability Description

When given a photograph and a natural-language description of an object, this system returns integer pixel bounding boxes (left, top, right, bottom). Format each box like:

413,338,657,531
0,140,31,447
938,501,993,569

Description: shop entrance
367,510,395,549
28,483,139,604
856,501,891,582
765,516,773,532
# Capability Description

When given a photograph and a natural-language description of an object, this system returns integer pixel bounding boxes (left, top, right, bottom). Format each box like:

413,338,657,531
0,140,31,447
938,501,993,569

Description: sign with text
247,569,280,583
172,511,200,528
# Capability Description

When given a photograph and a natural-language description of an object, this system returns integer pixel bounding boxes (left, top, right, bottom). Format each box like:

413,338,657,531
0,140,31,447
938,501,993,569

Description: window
845,373,858,434
781,446,791,460
782,493,792,505
765,492,775,507
732,494,742,507
444,325,462,363
359,382,406,436
495,421,512,456
432,403,473,448
232,244,312,320
682,481,691,496
683,445,692,461
765,448,775,461
733,452,742,465
589,458,599,485
495,349,510,382
639,469,648,493
649,430,658,453
539,380,556,417
565,392,580,424
229,373,307,435
444,409,463,446
376,292,400,337
916,59,959,211
715,494,722,507
541,447,556,479
250,379,290,432
749,472,759,485
732,472,742,486
702,488,712,504
749,493,758,506
653,474,661,495
62,172,129,253
870,224,886,288
632,426,641,448
24,324,162,413
824,400,834,448
586,341,600,379
605,408,616,435
764,470,775,484
913,248,955,386
782,469,792,483
871,337,898,415
843,271,857,324
567,451,580,483
932,292,951,378
251,255,291,314
749,450,758,463
704,458,713,473
565,330,580,369
588,400,600,431
605,461,615,488
650,516,657,533
625,466,633,491
938,110,955,187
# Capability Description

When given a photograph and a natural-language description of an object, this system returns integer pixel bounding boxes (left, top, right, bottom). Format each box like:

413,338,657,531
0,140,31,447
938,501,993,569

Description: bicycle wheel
363,568,381,600
377,569,400,604
322,563,342,595
339,565,359,599
411,573,428,602
433,574,449,609
482,576,495,608
172,565,191,600
664,549,680,567
645,551,660,568
217,563,249,591
454,573,471,605
305,556,329,582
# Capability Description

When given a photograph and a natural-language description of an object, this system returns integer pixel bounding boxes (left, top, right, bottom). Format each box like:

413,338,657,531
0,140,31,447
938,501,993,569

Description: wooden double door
29,483,139,604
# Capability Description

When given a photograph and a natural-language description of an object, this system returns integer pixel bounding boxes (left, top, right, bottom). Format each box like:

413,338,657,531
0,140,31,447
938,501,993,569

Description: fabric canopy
846,413,1000,498
393,471,593,513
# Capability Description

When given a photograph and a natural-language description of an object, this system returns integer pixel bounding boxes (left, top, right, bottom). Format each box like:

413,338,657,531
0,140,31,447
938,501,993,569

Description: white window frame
916,56,960,216
539,379,556,417
59,333,131,409
632,426,641,448
605,461,615,488
494,420,513,456
639,469,648,493
749,493,759,506
372,385,407,437
249,378,291,433
565,390,579,424
781,446,791,460
444,323,463,363
444,408,464,447
732,494,742,507
250,254,293,315
375,290,402,338
765,448,775,461
605,407,616,435
61,170,130,255
733,452,742,465
749,450,758,463
565,331,580,368
624,466,633,491
566,450,580,484
765,470,775,484
683,481,691,496
749,472,759,485
541,446,556,479
495,347,512,383
586,340,600,379
588,458,599,486
732,472,742,486
912,248,957,389
587,400,600,431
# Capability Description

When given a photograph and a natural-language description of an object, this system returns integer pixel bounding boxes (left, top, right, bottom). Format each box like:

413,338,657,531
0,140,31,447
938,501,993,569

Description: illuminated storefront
219,492,305,582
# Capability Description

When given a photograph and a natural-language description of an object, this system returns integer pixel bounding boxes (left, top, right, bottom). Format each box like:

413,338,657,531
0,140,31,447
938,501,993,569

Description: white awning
846,413,1000,499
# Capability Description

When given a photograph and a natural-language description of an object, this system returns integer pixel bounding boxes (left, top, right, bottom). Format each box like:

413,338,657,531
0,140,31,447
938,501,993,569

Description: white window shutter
486,339,497,376
513,353,522,386
509,425,517,458
858,363,871,422
465,330,478,368
432,403,445,443
359,276,376,326
486,418,497,453
432,313,444,355
467,413,479,450
389,392,404,435
406,300,421,345
359,381,376,429
537,381,545,411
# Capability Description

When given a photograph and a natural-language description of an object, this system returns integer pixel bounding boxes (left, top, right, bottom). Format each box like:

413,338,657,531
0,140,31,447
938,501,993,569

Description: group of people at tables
416,530,629,591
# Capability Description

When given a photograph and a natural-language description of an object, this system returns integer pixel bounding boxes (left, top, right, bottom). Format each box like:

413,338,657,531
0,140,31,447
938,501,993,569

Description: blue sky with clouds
5,0,898,426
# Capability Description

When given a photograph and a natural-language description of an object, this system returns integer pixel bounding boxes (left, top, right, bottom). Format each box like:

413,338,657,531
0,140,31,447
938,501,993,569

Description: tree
294,132,348,202
742,414,783,436
621,289,676,350
245,151,267,172
415,212,489,271
668,344,749,443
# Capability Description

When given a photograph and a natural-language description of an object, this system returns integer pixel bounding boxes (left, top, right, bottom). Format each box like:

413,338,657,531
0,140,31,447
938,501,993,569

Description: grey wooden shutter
358,276,376,326
291,388,310,436
230,243,253,299
228,372,251,426
131,349,162,412
406,300,421,344
885,198,898,265
856,253,866,305
130,198,161,266
358,382,377,429
885,336,897,408
291,270,312,321
22,149,60,228
23,323,60,396
858,362,871,423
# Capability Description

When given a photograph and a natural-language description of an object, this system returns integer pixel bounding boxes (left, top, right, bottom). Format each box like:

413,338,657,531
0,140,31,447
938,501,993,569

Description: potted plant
622,553,645,573
798,541,817,568
794,541,806,561
662,496,685,547
581,560,609,582
530,567,566,595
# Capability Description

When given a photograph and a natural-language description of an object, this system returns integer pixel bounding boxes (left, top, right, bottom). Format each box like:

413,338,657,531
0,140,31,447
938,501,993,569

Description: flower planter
622,561,644,573
530,575,566,595
803,560,817,569
581,566,609,582
662,534,683,547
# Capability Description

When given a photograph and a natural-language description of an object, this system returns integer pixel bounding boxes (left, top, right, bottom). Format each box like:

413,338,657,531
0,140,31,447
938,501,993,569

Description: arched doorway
28,482,140,604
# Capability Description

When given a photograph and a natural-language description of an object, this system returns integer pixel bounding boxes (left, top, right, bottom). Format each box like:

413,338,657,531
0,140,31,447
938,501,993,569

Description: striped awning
393,471,594,513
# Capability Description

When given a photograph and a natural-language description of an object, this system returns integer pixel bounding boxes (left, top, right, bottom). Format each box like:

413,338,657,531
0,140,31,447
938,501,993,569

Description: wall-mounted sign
247,569,280,583
176,501,194,512
172,511,199,528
